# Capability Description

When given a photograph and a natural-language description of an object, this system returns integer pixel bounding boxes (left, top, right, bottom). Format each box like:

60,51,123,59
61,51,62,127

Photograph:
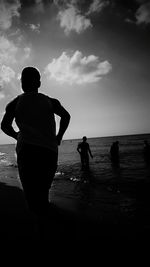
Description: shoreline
0,171,138,243
0,159,149,245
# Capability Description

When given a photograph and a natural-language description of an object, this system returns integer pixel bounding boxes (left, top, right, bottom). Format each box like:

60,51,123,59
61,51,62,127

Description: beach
0,134,150,246
0,169,137,246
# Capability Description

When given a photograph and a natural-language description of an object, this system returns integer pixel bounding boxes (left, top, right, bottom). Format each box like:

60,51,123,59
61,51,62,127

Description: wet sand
0,174,136,243
0,163,150,252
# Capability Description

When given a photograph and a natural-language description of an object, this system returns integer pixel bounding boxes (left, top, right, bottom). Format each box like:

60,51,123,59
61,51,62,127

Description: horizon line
0,132,150,145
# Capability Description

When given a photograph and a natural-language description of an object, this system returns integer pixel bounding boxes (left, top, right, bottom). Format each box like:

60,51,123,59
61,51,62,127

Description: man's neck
24,90,38,93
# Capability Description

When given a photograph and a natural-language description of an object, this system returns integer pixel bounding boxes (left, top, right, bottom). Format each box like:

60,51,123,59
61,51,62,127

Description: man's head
21,67,41,92
83,136,87,142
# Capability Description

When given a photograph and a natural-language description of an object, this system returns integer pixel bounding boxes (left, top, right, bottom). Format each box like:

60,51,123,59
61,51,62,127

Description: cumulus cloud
0,36,17,88
0,0,21,31
28,23,40,33
0,92,5,100
55,0,108,34
0,35,31,92
0,65,15,87
135,2,150,24
87,0,109,15
0,35,31,65
124,0,150,25
45,50,112,84
0,36,18,64
57,5,92,35
20,47,31,63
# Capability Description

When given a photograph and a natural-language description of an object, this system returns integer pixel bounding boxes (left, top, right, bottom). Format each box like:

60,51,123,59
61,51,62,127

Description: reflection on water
1,134,150,226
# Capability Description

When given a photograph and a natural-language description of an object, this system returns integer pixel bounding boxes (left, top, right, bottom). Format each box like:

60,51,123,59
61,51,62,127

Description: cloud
0,35,32,94
87,0,109,15
0,36,18,64
0,36,17,89
34,0,45,13
54,0,107,13
57,5,92,34
20,47,31,62
135,2,150,24
0,65,15,87
124,0,150,25
45,50,112,84
0,35,32,65
28,23,40,33
0,0,21,31
55,1,108,34
125,18,135,24
0,92,5,100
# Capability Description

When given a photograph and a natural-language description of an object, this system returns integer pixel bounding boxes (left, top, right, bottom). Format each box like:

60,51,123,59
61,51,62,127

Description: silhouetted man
77,136,93,169
110,141,120,168
1,66,70,217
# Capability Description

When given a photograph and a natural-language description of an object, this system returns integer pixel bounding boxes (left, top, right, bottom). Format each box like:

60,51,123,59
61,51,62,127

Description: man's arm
1,98,19,140
52,99,71,145
56,111,70,145
77,144,81,154
88,144,93,158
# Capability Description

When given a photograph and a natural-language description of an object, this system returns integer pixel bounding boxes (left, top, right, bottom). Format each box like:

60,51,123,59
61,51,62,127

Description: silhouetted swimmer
110,141,120,168
1,66,70,229
144,140,150,165
77,136,93,170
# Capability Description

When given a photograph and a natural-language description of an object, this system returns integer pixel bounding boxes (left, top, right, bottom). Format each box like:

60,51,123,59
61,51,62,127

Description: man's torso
11,92,58,152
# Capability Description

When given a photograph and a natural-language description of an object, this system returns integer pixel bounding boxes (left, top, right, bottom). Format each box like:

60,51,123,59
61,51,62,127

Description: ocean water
0,133,150,225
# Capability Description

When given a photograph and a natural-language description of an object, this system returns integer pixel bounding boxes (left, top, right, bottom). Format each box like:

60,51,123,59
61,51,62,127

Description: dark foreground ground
0,176,150,257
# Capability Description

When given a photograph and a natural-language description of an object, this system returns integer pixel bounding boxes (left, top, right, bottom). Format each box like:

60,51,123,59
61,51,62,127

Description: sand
0,175,134,242
0,165,150,251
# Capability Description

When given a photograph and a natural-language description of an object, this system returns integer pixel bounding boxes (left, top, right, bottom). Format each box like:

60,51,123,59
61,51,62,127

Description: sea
0,133,150,228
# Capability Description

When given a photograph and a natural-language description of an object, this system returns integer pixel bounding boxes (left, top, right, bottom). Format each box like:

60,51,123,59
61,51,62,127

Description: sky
0,0,150,144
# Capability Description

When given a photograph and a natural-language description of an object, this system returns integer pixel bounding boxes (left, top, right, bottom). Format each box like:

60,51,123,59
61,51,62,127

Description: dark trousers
80,153,89,168
17,143,58,215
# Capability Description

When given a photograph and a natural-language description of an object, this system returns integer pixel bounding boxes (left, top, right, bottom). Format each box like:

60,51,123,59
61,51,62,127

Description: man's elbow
1,121,6,134
1,120,5,132
66,112,71,123
61,111,71,125
68,113,71,121
1,119,9,134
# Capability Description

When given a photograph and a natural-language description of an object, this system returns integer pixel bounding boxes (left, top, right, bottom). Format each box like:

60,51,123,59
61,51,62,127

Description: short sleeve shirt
78,142,89,155
6,92,62,153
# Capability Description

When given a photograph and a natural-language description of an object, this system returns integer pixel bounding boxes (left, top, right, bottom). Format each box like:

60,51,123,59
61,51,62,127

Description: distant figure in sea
110,141,120,168
1,66,70,224
143,140,150,165
77,136,93,170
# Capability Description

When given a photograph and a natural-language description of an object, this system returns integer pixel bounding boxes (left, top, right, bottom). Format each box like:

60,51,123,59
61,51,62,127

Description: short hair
21,67,41,80
21,67,41,92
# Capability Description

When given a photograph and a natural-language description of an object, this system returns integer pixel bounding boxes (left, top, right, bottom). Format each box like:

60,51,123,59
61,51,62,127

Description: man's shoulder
39,93,60,104
49,96,61,105
6,94,22,110
9,94,22,102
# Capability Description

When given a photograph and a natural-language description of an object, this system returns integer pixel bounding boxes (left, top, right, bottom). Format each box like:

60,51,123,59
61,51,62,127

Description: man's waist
17,133,58,152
